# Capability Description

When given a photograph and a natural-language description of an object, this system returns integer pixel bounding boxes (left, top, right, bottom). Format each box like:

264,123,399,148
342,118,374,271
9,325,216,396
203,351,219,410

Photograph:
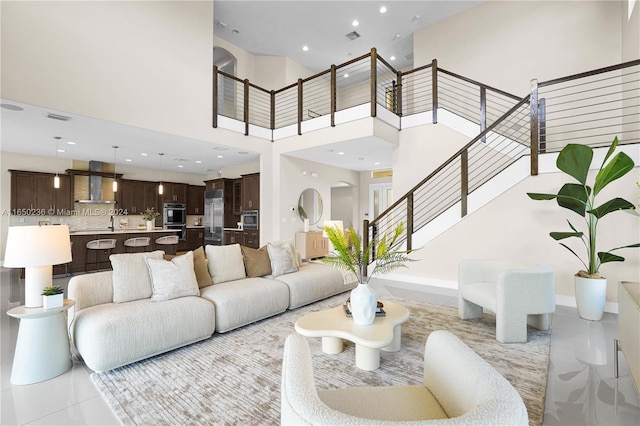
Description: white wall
414,1,623,96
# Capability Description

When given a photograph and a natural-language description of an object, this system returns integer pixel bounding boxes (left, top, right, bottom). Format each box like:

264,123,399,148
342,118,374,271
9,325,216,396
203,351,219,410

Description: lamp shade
4,225,72,267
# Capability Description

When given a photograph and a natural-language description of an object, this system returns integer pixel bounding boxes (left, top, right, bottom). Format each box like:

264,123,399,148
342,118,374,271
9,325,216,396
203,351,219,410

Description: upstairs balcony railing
212,48,521,138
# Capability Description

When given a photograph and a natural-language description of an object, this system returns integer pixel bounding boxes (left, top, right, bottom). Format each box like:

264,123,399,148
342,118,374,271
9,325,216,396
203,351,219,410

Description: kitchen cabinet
186,228,204,251
162,183,187,204
224,230,244,246
241,173,260,211
232,179,242,215
10,170,72,214
118,180,159,224
295,231,328,260
243,230,260,249
187,185,205,215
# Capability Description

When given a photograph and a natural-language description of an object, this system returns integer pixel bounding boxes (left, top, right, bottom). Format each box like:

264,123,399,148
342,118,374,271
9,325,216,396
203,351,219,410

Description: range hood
72,161,117,204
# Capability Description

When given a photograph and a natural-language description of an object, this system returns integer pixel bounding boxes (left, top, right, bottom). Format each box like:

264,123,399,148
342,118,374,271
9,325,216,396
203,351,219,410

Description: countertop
223,228,245,231
69,228,179,236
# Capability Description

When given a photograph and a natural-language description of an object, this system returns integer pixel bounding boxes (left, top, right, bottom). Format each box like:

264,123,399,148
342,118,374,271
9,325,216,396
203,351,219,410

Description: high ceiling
1,1,481,175
214,1,481,73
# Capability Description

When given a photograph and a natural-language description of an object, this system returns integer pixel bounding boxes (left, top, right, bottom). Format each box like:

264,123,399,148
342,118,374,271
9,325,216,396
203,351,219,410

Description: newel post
432,59,438,123
212,65,218,128
370,48,377,117
243,79,249,136
330,64,336,127
297,78,303,135
530,79,539,176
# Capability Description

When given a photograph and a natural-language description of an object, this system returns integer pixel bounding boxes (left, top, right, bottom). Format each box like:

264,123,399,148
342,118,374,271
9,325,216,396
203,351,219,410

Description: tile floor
1,269,638,425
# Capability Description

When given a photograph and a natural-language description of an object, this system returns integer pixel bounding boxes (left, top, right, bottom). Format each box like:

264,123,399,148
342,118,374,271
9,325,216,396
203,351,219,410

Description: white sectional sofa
68,242,356,372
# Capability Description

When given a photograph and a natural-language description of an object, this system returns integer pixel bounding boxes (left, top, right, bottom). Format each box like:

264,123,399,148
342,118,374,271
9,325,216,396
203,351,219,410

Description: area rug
91,294,551,425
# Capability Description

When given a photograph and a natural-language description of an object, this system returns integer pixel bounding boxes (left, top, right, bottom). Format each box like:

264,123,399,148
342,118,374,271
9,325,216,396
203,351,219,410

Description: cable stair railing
363,58,640,264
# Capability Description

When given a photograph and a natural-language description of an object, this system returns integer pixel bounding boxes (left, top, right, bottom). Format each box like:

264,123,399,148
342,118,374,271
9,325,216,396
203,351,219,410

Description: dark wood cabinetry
243,230,260,249
186,228,204,251
118,180,160,224
232,179,243,215
241,173,260,211
187,185,205,215
161,183,187,204
10,170,72,213
224,230,244,245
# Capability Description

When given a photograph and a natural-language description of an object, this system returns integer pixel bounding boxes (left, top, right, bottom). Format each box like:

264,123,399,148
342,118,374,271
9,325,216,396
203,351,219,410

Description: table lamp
4,225,72,308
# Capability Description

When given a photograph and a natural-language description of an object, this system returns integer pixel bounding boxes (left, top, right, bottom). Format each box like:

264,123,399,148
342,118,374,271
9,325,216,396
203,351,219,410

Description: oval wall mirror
298,188,323,225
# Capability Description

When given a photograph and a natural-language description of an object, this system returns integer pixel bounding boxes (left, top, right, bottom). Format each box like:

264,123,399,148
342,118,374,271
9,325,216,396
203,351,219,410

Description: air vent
47,113,72,121
346,31,360,40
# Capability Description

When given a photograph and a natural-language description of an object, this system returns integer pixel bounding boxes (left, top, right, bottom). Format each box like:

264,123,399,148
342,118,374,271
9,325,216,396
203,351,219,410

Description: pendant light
112,145,118,193
158,153,164,195
53,136,62,189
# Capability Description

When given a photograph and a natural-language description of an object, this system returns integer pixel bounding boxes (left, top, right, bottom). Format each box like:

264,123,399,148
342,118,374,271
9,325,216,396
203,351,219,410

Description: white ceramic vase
575,276,607,321
43,293,63,310
146,220,154,231
303,218,310,232
349,283,377,325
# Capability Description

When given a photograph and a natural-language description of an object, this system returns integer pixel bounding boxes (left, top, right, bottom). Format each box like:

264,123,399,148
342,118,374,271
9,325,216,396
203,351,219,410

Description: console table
7,299,75,385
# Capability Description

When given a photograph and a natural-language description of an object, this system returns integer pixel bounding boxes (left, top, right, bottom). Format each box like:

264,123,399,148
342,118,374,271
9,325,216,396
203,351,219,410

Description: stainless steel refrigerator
204,189,224,246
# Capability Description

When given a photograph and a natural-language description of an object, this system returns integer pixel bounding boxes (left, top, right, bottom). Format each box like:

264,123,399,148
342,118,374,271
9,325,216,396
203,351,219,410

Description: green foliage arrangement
41,285,64,296
527,137,639,278
141,207,160,222
321,222,413,284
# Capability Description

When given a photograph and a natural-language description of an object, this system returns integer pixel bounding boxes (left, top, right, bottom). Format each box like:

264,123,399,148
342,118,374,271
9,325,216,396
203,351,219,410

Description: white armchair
280,331,528,425
458,260,555,343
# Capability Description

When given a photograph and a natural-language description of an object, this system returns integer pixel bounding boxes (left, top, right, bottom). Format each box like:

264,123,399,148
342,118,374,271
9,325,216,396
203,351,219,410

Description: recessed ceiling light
390,56,396,61
195,160,202,164
141,153,148,156
344,73,349,78
352,20,359,27
57,149,65,153
412,14,421,21
126,159,132,162
379,6,387,14
338,152,345,155
374,162,381,165
231,29,240,34
217,155,224,159
178,165,184,168
66,141,76,145
302,45,309,51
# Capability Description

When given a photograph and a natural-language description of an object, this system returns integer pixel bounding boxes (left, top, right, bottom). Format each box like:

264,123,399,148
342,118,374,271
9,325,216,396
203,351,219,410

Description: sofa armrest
68,271,114,312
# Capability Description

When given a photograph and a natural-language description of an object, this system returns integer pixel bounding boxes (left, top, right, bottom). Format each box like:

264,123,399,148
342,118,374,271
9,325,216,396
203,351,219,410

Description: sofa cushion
270,240,302,267
72,296,215,372
272,262,356,309
193,246,213,288
205,244,246,284
241,245,272,277
110,250,164,303
199,278,289,333
146,251,200,302
267,242,298,277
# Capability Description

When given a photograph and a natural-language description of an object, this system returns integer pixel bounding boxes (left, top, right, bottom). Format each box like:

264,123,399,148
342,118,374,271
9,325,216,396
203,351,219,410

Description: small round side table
7,299,75,385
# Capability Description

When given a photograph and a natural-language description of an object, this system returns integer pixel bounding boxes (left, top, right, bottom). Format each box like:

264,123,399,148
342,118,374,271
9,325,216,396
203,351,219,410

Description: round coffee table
294,300,409,371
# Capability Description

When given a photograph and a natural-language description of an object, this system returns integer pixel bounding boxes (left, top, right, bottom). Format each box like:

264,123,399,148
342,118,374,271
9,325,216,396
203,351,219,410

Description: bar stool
124,237,151,253
85,239,117,272
155,235,179,255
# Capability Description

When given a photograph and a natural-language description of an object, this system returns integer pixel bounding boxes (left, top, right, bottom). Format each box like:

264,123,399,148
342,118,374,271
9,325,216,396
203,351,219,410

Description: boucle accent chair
280,331,528,425
458,259,555,343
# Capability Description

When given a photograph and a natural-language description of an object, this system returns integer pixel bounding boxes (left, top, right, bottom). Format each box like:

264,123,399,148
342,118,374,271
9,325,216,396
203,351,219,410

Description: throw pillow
146,251,200,302
267,242,299,277
205,243,247,284
193,246,213,288
241,245,272,277
110,250,165,303
269,240,302,267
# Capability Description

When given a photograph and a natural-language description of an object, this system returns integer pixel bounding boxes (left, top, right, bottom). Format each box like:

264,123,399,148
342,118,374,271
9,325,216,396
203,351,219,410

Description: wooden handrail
376,54,398,74
538,58,640,88
438,68,521,101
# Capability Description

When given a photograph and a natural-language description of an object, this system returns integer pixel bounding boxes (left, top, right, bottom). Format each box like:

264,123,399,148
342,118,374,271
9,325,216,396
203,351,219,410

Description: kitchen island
68,228,179,274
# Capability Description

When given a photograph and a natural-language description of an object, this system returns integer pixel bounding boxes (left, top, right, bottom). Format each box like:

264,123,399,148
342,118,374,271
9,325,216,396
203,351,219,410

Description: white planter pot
43,294,63,310
575,276,607,321
146,220,154,231
303,218,309,232
349,283,377,325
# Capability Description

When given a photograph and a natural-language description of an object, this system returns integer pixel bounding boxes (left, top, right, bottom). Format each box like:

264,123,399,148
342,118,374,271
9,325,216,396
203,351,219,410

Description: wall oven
163,203,186,241
242,210,259,230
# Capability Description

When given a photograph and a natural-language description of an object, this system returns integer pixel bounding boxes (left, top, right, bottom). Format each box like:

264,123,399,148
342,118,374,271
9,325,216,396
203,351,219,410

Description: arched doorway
213,47,237,117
